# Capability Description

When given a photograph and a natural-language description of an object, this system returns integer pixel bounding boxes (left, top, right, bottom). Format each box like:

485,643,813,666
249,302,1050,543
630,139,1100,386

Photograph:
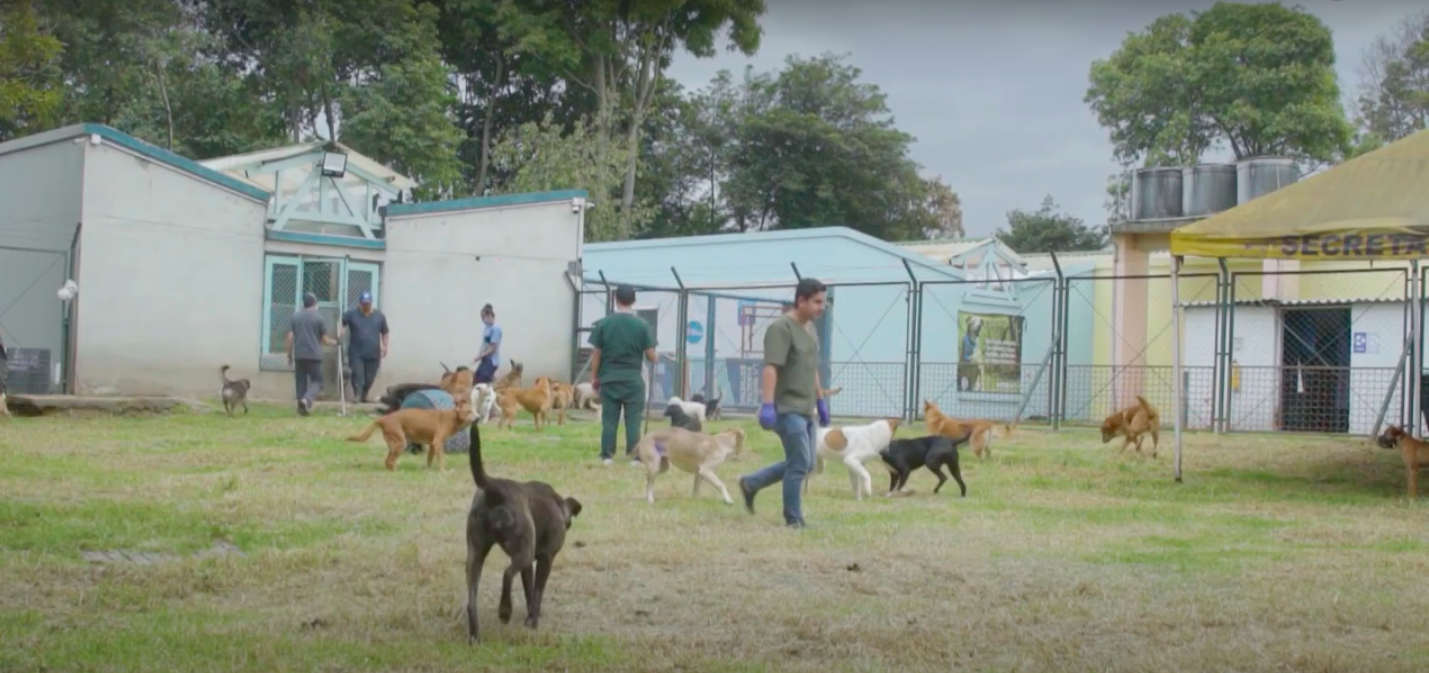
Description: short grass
3,407,1429,672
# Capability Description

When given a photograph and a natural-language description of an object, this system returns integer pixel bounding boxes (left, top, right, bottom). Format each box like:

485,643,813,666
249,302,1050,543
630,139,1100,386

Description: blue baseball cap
358,291,373,304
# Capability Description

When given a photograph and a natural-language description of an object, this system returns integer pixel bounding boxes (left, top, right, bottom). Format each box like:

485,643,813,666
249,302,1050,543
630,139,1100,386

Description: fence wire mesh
570,264,1418,436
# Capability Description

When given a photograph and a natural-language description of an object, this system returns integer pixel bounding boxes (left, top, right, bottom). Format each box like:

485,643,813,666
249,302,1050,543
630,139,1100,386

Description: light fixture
320,150,349,178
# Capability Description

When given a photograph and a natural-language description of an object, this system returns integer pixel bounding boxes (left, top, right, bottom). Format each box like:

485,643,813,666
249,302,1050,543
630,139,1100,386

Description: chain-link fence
916,276,1058,425
1059,272,1218,431
570,265,1418,436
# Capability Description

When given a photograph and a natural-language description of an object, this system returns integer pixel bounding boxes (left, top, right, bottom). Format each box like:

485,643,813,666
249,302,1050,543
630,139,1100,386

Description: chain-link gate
685,285,800,414
1219,268,1408,434
0,245,69,395
261,255,382,399
916,276,1058,425
1061,273,1218,430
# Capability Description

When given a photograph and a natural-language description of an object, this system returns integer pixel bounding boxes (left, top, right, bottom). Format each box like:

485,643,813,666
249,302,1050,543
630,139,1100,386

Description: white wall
383,200,581,386
1348,303,1406,435
75,141,270,397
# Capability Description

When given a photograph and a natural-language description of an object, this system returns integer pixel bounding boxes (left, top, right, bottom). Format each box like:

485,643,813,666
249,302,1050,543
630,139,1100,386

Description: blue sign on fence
687,320,704,345
1353,332,1367,354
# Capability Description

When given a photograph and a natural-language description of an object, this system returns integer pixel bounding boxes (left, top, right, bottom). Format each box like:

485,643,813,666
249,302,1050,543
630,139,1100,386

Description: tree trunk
476,55,505,194
619,45,661,239
322,85,338,141
154,61,174,151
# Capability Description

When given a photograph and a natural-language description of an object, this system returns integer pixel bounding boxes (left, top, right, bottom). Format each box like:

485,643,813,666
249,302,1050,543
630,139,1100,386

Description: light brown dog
633,427,746,504
497,376,554,430
1376,426,1429,499
347,398,478,471
439,364,476,401
922,400,1013,459
1100,395,1161,457
493,359,524,393
549,381,576,425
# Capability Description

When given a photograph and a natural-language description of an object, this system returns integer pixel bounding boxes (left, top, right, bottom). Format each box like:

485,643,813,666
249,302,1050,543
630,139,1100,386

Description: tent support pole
1172,255,1184,484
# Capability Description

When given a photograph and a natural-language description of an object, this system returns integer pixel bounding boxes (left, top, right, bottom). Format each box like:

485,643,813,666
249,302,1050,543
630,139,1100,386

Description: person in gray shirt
286,292,338,416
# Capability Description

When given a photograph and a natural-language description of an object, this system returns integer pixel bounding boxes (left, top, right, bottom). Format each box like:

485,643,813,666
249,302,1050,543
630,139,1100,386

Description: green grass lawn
3,406,1429,672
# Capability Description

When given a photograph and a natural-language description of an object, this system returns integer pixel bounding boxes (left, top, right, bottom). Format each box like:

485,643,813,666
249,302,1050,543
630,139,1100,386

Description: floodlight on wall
320,150,349,178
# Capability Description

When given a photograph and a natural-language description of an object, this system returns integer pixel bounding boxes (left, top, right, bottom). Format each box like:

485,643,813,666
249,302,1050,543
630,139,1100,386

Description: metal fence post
670,266,688,399
1049,252,1065,431
901,259,920,422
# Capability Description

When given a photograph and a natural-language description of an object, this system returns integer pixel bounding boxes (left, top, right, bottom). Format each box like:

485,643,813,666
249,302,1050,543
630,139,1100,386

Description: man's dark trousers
349,354,380,402
599,379,646,460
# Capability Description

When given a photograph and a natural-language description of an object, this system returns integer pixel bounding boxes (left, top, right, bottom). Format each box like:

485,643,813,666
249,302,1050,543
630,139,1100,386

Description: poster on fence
957,311,1024,394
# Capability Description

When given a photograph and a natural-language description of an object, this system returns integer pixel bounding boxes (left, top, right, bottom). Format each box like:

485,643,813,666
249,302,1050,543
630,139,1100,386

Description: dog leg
498,560,528,624
383,427,406,471
527,554,555,629
697,467,734,505
844,457,873,501
519,564,536,626
926,455,948,494
691,472,702,498
948,457,967,497
645,462,659,504
466,535,495,643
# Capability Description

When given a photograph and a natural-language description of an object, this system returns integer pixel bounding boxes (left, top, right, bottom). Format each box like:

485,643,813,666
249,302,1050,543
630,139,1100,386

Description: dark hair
614,285,636,306
794,278,826,305
302,291,318,309
481,304,494,317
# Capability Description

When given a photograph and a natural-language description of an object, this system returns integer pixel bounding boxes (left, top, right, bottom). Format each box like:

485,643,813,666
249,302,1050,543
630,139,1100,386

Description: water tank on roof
1131,167,1184,221
1235,157,1299,205
1181,164,1238,217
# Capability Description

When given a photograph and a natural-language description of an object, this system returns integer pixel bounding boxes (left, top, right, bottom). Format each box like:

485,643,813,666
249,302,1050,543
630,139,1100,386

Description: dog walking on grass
464,423,583,643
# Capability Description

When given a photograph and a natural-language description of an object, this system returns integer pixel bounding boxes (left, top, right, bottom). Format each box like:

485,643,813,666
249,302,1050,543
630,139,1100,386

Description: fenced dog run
570,263,1424,437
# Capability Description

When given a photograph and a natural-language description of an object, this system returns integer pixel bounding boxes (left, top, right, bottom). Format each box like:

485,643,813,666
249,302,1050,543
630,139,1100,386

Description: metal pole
790,262,803,282
1172,255,1184,483
901,259,920,422
1215,258,1230,433
671,267,687,399
1413,261,1423,435
1049,252,1065,430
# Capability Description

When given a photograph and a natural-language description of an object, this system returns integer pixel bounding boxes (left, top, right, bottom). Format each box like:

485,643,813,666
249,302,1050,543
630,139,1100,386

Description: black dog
377,382,442,415
691,392,722,421
880,435,968,496
465,424,582,643
664,403,703,432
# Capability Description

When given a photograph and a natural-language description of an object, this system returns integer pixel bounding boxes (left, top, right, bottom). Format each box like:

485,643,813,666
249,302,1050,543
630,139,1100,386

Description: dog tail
1136,395,1159,419
346,421,381,443
469,423,491,490
220,364,232,385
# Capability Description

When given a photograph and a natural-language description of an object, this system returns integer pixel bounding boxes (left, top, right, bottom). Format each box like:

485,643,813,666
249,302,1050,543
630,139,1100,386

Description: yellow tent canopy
1170,129,1429,259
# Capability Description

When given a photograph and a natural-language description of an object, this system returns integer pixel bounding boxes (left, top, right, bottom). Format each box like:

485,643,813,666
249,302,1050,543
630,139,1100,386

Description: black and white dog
664,402,703,432
690,392,722,421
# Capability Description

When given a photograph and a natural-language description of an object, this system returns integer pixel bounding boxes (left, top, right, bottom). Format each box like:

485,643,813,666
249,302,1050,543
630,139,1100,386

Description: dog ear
565,496,583,518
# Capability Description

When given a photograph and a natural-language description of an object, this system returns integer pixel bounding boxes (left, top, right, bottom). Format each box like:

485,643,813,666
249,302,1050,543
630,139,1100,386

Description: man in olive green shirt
589,285,657,464
739,278,831,528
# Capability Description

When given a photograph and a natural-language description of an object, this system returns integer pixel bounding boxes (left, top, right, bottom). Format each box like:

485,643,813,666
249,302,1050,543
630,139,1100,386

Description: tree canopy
996,196,1108,255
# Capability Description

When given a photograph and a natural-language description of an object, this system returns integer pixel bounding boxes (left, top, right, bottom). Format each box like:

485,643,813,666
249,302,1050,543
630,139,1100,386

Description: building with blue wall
579,227,1095,421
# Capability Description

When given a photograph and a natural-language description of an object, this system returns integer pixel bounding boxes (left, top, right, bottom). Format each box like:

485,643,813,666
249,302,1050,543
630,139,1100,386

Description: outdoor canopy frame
1169,128,1429,482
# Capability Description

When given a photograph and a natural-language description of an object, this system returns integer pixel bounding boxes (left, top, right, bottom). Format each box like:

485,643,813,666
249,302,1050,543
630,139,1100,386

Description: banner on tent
1171,229,1429,260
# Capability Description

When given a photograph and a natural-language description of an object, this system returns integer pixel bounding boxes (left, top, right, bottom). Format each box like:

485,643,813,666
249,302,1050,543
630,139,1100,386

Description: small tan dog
1376,425,1429,499
922,400,1013,459
347,398,478,471
497,376,554,430
549,381,576,425
492,359,524,393
439,364,476,400
1100,395,1161,457
633,427,746,504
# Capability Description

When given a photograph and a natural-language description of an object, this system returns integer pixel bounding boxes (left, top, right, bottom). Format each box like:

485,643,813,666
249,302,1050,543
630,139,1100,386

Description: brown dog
347,397,478,470
440,364,476,400
633,427,746,504
1100,395,1161,457
922,400,1013,459
549,381,576,425
465,423,582,643
497,376,553,430
1377,426,1429,499
493,360,524,393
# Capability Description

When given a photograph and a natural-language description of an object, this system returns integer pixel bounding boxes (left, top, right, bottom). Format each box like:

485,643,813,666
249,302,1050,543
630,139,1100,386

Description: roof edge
385,189,589,217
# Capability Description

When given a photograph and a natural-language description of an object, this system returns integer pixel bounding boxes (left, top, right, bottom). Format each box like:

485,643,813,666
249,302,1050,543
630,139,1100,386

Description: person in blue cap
340,290,389,403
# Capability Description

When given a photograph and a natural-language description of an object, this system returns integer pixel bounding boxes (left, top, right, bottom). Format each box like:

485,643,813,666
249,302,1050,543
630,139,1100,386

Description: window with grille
261,255,382,370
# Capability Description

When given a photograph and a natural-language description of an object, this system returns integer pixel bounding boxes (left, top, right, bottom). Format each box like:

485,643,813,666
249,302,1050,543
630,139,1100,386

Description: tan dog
439,363,476,401
1376,426,1429,499
347,398,477,471
633,427,746,504
549,381,576,425
922,400,1013,459
497,376,554,430
1100,395,1161,457
493,359,524,393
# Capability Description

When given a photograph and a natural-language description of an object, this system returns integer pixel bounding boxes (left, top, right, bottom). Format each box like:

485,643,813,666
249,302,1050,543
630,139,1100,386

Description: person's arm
816,370,824,399
320,321,338,346
762,323,791,404
587,322,603,379
284,330,294,363
380,314,390,357
643,321,657,364
339,310,350,341
589,349,601,379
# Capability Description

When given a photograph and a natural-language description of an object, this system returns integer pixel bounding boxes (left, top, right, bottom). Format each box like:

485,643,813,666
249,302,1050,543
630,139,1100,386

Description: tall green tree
1086,2,1353,167
0,0,63,141
506,0,766,237
996,196,1108,254
1355,10,1429,143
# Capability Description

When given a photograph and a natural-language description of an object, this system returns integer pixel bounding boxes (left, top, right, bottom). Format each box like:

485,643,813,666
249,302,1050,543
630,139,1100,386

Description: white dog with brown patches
633,426,746,504
803,418,902,500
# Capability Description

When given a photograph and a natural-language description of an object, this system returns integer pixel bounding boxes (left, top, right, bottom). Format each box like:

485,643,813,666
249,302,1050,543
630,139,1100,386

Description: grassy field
3,406,1429,672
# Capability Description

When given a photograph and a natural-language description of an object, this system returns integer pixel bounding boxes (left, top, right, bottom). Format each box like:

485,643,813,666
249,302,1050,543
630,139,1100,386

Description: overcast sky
664,0,1424,239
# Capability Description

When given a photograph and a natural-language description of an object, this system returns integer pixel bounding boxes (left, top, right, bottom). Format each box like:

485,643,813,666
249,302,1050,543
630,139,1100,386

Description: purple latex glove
757,402,778,430
816,398,830,427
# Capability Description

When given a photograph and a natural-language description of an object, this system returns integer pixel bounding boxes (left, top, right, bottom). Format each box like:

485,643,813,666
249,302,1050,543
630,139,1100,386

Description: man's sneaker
601,458,613,466
297,400,310,416
787,521,807,530
738,478,756,514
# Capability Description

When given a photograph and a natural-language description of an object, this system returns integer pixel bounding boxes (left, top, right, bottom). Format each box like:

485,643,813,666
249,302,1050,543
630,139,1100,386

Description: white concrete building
0,124,584,400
